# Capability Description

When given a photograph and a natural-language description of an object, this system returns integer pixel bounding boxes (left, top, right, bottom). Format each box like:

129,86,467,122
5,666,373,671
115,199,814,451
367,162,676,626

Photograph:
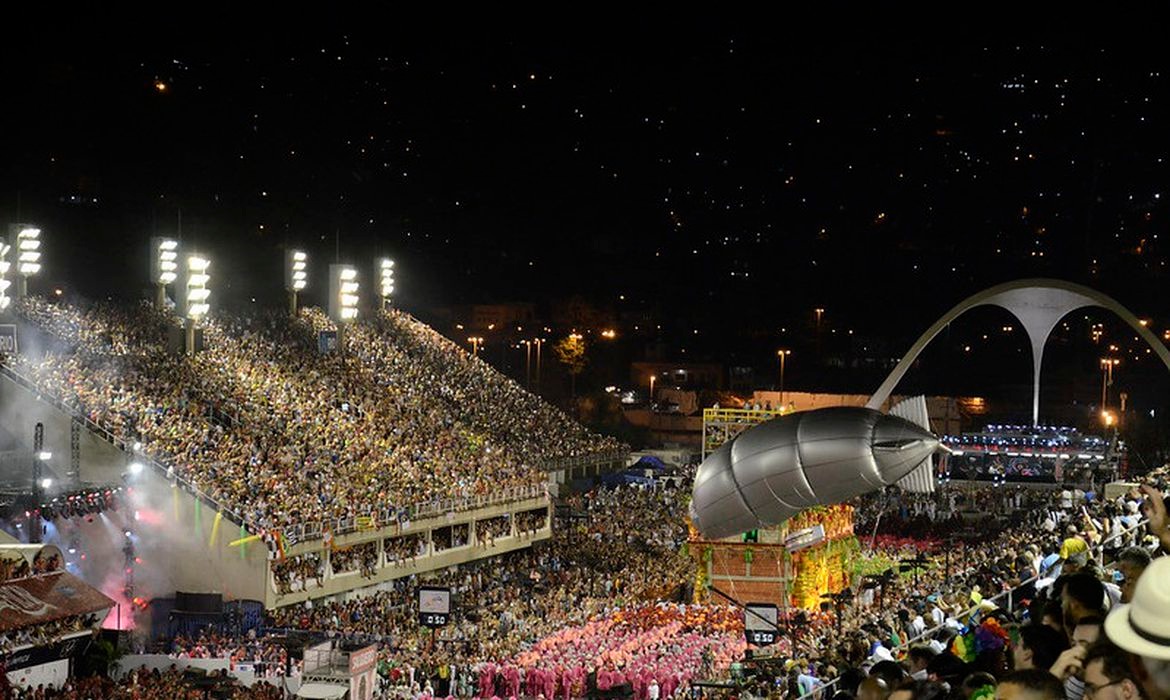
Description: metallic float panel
690,406,937,539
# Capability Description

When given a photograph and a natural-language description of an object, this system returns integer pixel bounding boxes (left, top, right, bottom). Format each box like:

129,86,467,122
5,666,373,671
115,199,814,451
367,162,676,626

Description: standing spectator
1104,556,1170,700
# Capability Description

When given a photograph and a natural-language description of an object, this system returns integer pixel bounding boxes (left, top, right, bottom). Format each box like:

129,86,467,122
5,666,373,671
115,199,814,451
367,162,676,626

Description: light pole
184,254,211,355
777,349,791,407
534,337,545,390
151,237,179,309
377,258,395,310
649,374,656,403
31,422,45,544
0,238,12,311
520,340,533,387
329,265,359,352
286,250,307,316
468,337,484,356
11,225,42,299
1099,357,1119,412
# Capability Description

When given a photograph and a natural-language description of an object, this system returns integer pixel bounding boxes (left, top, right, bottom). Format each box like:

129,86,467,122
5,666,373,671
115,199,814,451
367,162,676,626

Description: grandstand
0,296,625,611
941,423,1123,484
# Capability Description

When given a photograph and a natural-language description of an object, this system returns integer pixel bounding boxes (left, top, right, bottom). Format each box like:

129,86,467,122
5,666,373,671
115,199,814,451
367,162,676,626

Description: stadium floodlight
285,250,308,315
329,264,359,324
377,258,395,308
9,224,41,297
150,237,179,308
37,451,51,461
185,255,211,321
40,478,52,489
0,238,12,310
183,254,210,355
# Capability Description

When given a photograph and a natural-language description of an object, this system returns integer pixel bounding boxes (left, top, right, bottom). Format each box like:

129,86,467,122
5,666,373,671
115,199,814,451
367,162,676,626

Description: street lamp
649,374,656,402
777,349,792,407
377,258,395,309
285,250,307,315
184,254,211,355
533,337,545,390
150,237,179,309
519,339,533,387
468,336,484,356
11,225,41,298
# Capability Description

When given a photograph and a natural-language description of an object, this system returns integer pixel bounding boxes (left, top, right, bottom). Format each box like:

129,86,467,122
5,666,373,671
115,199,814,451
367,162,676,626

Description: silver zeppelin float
690,399,940,540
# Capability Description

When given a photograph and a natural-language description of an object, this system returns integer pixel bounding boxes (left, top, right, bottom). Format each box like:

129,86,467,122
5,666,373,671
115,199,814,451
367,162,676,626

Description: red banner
0,572,114,633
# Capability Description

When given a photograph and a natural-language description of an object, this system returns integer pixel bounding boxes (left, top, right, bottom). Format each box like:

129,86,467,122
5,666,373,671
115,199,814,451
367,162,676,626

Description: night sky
4,26,1170,413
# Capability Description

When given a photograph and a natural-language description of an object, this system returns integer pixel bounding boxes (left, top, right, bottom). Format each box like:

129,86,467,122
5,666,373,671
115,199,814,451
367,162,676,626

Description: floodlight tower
10,225,41,299
377,258,395,310
184,254,211,355
328,264,359,350
286,250,308,316
0,237,13,311
150,237,180,309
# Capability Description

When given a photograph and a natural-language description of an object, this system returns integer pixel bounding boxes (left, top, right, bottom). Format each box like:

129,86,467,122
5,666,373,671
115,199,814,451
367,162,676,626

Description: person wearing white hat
1104,555,1170,700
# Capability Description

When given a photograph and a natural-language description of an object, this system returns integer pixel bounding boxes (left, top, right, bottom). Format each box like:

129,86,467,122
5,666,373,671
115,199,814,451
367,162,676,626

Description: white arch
866,278,1170,425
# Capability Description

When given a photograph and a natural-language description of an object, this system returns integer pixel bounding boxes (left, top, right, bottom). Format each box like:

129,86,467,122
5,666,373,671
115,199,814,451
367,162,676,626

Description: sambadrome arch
865,278,1170,426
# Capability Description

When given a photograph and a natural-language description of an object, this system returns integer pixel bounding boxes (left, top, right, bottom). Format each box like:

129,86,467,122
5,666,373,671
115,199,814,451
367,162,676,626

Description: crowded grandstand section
942,425,1123,484
8,297,622,537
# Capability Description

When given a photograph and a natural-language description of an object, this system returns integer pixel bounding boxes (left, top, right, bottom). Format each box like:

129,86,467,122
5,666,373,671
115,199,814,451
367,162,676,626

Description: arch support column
866,279,1170,426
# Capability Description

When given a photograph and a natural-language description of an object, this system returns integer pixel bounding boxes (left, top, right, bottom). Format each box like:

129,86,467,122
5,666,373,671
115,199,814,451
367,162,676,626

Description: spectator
997,669,1067,700
1104,556,1170,700
1113,548,1150,604
1014,626,1070,673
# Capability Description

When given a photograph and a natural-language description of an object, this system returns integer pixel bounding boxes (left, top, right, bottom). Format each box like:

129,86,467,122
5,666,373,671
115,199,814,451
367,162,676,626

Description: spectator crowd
10,297,622,540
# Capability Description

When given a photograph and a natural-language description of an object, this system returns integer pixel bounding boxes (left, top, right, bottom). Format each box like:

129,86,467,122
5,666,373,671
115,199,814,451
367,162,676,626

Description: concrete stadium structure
866,278,1170,426
0,362,552,610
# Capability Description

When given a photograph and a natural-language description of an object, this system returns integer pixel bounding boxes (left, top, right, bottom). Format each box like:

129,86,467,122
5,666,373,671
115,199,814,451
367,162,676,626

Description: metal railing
888,513,1151,652
703,407,788,424
542,450,628,472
